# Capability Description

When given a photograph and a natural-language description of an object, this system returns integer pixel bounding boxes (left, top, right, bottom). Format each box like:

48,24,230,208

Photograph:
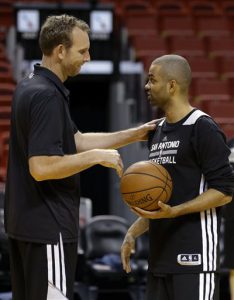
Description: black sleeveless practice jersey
148,109,234,274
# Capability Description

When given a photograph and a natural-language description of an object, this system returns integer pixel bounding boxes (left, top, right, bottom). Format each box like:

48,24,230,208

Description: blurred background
0,0,234,299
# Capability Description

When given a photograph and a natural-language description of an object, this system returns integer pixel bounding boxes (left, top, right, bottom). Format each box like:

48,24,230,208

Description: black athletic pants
146,272,220,300
8,235,78,300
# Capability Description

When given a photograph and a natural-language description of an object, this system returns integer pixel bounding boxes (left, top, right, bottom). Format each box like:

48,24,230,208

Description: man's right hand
96,149,123,177
121,234,135,273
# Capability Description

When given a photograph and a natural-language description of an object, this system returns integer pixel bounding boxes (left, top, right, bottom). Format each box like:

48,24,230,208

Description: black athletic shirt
148,109,234,274
4,64,80,244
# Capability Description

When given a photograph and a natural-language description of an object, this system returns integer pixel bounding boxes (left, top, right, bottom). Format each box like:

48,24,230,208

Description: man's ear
168,80,177,94
55,44,66,60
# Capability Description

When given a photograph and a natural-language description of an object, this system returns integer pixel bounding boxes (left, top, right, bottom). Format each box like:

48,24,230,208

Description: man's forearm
29,149,121,181
75,120,157,152
127,217,149,238
76,128,141,152
172,188,232,218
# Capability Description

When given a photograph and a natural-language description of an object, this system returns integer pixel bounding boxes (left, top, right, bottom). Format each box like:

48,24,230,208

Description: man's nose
84,52,90,62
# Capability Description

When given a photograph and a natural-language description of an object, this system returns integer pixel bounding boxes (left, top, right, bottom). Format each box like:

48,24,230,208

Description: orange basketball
120,161,173,211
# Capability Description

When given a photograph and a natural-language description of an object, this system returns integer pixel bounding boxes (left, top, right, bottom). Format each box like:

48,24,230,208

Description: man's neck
41,56,66,82
165,100,193,123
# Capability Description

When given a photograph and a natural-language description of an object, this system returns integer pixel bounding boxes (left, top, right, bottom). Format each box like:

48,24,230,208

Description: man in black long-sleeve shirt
121,54,234,300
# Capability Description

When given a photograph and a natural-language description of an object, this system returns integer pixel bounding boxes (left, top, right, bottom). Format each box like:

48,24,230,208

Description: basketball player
121,54,234,300
4,15,156,300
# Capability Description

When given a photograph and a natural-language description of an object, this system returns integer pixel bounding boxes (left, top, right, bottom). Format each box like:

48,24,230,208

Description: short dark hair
39,14,90,56
152,54,192,92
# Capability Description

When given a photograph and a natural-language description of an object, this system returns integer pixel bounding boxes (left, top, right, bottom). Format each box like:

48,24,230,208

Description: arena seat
124,15,158,37
188,0,222,16
77,215,141,300
0,120,11,134
219,57,234,79
193,79,231,102
160,16,195,37
121,0,155,16
152,0,189,16
0,107,11,120
187,56,218,79
220,124,234,140
121,0,157,37
196,17,231,38
0,95,12,108
0,83,15,96
202,102,234,124
132,34,168,60
208,37,234,58
170,36,205,57
139,54,158,71
229,78,234,99
82,215,129,262
221,1,234,16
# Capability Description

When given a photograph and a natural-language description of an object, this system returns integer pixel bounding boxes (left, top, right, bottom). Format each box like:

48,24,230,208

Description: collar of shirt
163,108,197,132
33,64,70,101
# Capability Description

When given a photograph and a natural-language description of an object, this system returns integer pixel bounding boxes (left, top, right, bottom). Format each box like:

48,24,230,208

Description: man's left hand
130,201,177,219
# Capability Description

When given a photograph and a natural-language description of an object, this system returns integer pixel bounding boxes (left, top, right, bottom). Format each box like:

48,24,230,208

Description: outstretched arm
121,217,149,273
29,149,123,181
74,120,156,152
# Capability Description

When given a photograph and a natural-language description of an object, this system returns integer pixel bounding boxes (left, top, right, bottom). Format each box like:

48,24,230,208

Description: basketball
120,161,173,211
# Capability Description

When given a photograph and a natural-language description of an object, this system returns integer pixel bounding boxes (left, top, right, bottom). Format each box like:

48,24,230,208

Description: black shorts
145,272,220,300
8,235,78,300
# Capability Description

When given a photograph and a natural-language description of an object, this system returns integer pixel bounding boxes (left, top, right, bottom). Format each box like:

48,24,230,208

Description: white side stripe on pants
211,208,218,271
199,273,215,300
59,234,67,294
199,273,204,300
210,273,215,300
204,273,210,300
46,233,67,299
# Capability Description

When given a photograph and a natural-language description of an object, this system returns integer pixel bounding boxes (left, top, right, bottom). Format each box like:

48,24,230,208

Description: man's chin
149,98,157,106
148,96,153,103
74,67,81,76
68,69,81,78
